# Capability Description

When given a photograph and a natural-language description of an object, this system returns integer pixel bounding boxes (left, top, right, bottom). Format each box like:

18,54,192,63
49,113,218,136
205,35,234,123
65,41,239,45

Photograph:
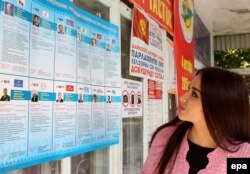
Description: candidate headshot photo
56,92,63,103
78,93,83,103
32,14,39,27
77,32,81,41
4,2,14,16
137,94,141,105
106,43,111,52
93,94,97,103
18,0,25,7
123,94,128,103
91,38,96,47
106,95,111,103
58,24,64,34
31,91,38,102
0,88,10,101
130,94,135,105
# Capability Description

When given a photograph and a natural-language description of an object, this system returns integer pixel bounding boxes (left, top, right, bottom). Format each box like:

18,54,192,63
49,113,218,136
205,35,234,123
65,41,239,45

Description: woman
141,67,250,174
33,14,39,27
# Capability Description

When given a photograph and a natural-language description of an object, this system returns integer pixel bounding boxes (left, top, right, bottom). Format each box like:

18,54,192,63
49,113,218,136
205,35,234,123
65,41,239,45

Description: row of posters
0,0,121,172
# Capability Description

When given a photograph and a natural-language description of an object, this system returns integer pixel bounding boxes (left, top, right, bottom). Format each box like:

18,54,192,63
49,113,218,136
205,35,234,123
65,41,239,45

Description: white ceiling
195,0,250,36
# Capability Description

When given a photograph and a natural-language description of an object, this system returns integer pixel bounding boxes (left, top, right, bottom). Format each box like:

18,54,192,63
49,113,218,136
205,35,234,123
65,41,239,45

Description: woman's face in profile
178,75,205,126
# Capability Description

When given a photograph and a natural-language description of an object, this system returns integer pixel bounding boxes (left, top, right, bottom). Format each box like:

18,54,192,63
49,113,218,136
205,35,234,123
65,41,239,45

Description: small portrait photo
5,2,14,16
56,92,63,103
91,38,96,47
106,95,111,103
93,94,97,103
0,88,10,101
31,90,38,102
58,24,64,34
78,93,83,103
137,93,142,106
131,94,135,105
106,43,111,52
32,14,40,27
77,32,81,41
42,10,49,18
18,0,25,7
123,94,128,103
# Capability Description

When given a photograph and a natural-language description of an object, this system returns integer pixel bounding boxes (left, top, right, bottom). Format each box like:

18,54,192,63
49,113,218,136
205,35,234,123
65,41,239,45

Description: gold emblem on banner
139,19,147,37
179,0,194,43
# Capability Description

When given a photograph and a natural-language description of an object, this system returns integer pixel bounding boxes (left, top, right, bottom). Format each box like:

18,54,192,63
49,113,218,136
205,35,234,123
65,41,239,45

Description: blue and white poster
0,0,121,172
53,81,77,152
105,37,121,87
91,86,105,143
30,1,55,79
105,87,121,143
28,78,54,157
54,13,76,82
76,84,92,147
0,74,29,165
0,0,30,77
76,23,91,84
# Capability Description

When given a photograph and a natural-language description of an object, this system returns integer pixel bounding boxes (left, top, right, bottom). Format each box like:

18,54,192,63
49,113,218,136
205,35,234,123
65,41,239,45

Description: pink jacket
141,125,250,174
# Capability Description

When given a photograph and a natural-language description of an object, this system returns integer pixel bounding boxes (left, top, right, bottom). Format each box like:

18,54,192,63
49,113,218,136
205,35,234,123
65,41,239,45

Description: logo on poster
31,83,39,87
18,0,25,7
66,85,74,91
14,79,23,87
41,83,47,89
97,34,102,40
179,0,194,43
84,87,89,92
43,11,49,18
66,19,74,27
56,85,64,89
1,80,10,84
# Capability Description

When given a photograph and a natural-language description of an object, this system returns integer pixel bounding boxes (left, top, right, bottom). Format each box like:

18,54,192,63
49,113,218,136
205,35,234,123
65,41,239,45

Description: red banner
129,0,174,35
174,0,194,104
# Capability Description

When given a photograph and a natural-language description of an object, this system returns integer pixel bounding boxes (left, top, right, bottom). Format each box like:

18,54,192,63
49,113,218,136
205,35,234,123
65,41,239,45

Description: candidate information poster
76,24,91,84
29,1,55,79
0,74,29,165
28,78,54,157
53,81,77,152
129,7,164,81
0,0,120,172
92,86,105,143
76,84,92,147
0,0,30,77
54,13,77,82
105,87,121,143
105,37,121,87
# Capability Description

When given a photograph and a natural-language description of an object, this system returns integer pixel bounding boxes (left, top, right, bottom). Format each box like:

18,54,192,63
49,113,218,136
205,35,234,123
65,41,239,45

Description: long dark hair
150,67,250,174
